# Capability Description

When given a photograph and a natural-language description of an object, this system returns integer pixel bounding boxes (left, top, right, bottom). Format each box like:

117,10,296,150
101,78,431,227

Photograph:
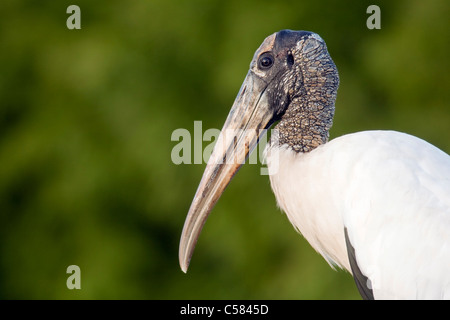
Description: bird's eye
258,53,274,70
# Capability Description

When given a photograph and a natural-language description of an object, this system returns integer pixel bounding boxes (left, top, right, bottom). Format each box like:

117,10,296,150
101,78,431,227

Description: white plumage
266,130,450,299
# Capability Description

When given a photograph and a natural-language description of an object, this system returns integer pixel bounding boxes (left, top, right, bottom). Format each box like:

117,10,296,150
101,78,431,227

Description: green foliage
0,0,448,299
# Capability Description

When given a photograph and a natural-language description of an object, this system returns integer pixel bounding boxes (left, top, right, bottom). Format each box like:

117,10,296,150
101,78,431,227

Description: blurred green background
0,0,448,299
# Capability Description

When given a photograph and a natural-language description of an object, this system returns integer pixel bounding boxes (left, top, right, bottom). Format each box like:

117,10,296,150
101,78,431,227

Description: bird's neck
274,93,336,153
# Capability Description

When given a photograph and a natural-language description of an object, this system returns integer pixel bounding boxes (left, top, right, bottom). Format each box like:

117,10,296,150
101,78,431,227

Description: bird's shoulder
327,130,450,181
325,131,450,299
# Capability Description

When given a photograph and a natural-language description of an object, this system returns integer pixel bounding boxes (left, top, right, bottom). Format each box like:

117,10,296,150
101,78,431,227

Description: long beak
179,71,274,272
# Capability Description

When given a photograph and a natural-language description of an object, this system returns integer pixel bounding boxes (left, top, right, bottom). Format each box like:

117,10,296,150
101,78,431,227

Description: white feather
265,130,450,299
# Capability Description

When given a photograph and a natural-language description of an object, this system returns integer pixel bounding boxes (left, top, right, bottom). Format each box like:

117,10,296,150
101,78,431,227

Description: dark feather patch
344,228,375,300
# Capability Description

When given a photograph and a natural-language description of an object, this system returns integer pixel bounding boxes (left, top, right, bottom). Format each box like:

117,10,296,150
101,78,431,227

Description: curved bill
179,70,275,272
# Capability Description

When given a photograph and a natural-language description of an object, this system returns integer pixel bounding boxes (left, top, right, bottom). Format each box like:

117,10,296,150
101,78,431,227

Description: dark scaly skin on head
269,31,339,153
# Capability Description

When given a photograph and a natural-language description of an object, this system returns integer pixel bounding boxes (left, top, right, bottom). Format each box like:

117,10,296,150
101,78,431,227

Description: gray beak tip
180,259,189,273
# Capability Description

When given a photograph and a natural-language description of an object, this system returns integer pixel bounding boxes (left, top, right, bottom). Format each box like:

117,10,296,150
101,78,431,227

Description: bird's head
179,30,339,272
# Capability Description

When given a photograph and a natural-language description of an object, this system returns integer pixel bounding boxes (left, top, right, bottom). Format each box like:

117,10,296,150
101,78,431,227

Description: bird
178,29,450,299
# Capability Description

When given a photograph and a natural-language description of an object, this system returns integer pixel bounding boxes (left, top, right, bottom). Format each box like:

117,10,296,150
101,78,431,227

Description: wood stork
179,30,450,299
